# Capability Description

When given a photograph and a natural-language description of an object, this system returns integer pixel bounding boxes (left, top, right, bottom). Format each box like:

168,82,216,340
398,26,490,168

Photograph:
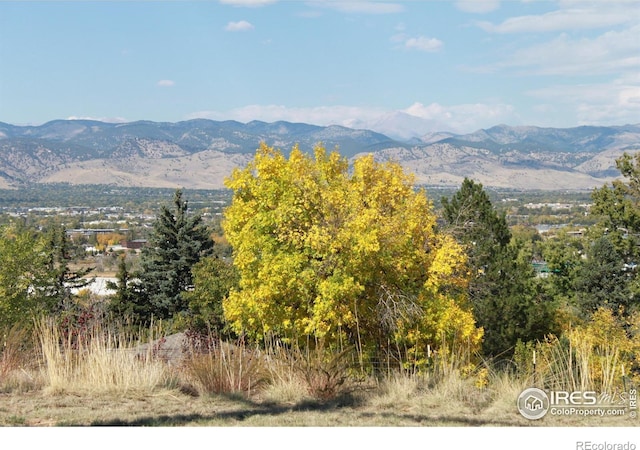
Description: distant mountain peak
0,119,637,190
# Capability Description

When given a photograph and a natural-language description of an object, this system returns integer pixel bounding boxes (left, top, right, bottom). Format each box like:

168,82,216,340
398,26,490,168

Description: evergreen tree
133,189,214,322
41,226,94,313
441,178,512,305
587,152,640,316
107,254,150,320
574,236,633,317
441,178,556,358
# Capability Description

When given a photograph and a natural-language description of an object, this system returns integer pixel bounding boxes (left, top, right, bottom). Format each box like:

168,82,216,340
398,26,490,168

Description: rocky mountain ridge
0,119,638,190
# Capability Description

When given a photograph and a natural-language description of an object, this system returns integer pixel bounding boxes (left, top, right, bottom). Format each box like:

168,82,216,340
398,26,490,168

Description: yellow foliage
534,308,640,391
95,233,125,251
475,367,489,389
222,143,480,361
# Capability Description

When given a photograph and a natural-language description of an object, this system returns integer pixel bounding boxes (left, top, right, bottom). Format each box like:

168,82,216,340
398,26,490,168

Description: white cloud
472,1,640,77
225,20,254,32
496,24,640,76
67,116,128,123
186,102,517,136
219,0,276,7
306,1,404,14
156,79,176,87
528,79,640,126
455,0,501,14
404,36,443,52
401,102,516,132
477,6,636,33
392,32,443,52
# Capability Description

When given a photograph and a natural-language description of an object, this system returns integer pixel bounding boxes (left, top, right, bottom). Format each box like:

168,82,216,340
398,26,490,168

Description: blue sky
1,0,638,137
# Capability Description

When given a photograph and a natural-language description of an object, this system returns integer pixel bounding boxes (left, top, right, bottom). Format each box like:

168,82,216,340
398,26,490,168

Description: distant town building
122,239,148,249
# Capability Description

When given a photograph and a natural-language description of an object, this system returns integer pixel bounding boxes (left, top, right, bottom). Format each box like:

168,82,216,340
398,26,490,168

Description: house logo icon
517,387,550,420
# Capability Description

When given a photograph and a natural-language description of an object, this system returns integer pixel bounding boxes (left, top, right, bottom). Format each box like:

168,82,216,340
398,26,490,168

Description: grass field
0,384,636,427
1,366,636,427
0,320,638,430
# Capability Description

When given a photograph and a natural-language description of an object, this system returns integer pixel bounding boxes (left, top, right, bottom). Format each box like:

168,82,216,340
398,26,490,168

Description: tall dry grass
0,323,38,391
529,309,639,393
180,336,269,397
180,333,357,401
20,305,638,422
36,317,176,394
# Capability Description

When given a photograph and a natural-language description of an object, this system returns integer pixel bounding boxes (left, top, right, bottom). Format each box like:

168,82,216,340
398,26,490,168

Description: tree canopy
222,143,482,363
590,152,640,261
583,152,640,317
441,178,556,358
129,189,214,323
0,223,94,330
0,224,50,330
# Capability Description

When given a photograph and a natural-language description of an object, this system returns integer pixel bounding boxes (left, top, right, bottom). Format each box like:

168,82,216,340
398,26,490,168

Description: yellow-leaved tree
222,143,482,366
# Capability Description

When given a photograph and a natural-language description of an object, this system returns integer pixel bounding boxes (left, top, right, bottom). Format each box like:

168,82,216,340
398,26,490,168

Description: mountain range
1,119,639,191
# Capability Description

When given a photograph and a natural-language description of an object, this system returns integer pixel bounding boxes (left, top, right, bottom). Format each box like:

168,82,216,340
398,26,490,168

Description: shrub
181,336,269,397
530,308,640,392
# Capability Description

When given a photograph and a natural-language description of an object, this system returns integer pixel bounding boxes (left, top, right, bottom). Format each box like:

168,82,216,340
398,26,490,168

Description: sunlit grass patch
36,317,176,395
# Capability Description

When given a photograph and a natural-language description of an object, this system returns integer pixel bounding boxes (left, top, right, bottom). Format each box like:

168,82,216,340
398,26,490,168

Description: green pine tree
441,178,512,304
107,254,150,320
574,236,632,317
42,226,94,313
132,189,214,323
441,178,556,358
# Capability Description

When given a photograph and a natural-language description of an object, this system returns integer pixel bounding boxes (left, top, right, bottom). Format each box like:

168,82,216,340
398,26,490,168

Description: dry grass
180,338,269,397
0,371,634,427
0,323,40,393
36,317,176,395
530,309,640,394
0,318,636,427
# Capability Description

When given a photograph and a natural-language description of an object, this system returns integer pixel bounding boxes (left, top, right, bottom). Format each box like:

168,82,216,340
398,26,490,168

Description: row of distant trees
1,146,639,367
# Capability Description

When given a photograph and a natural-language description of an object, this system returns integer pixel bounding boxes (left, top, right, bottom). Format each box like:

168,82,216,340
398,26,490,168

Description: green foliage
586,152,640,317
131,189,214,323
441,178,557,358
107,255,150,321
41,226,94,312
0,224,52,329
538,229,585,302
441,178,512,303
0,222,98,332
573,236,634,317
223,144,481,365
185,255,239,334
590,152,640,258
